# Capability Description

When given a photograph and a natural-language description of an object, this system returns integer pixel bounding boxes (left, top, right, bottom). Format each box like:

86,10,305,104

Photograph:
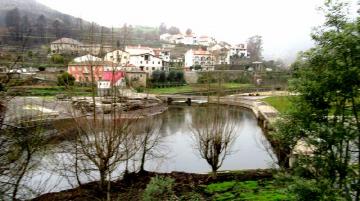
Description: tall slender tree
36,15,47,43
247,35,263,62
5,8,21,41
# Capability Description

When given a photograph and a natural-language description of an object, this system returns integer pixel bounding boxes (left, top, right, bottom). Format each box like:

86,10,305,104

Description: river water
25,105,276,195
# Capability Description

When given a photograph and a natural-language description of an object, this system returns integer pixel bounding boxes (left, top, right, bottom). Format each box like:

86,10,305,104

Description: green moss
206,181,237,193
204,180,292,201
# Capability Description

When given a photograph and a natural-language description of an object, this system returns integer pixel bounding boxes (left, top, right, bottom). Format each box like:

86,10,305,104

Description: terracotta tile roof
69,61,117,66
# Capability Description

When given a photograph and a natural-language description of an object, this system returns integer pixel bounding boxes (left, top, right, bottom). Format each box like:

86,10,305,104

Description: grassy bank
262,96,292,114
147,83,254,94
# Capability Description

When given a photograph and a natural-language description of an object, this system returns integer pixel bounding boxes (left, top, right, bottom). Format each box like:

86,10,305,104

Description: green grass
204,180,291,201
147,83,254,94
13,86,93,97
262,96,292,114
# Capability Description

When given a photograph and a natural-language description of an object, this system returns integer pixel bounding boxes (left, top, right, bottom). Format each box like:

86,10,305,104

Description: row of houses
160,33,217,46
183,43,249,70
67,44,174,92
51,36,250,92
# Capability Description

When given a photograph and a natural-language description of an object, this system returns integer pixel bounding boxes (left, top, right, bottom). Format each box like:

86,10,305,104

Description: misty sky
37,0,358,63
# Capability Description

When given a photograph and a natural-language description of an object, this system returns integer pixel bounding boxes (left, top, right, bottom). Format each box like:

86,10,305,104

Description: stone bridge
157,95,208,106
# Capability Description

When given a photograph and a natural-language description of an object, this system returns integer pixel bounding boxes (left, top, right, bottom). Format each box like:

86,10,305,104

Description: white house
230,43,248,58
73,54,102,63
154,48,171,62
160,33,171,41
183,34,198,45
197,36,216,46
129,53,167,75
97,70,126,96
51,38,83,54
184,49,214,71
171,34,184,44
103,50,130,65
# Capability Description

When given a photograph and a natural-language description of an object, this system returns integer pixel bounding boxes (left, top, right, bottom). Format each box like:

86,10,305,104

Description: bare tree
136,118,165,173
191,107,236,178
0,98,54,200
74,115,136,190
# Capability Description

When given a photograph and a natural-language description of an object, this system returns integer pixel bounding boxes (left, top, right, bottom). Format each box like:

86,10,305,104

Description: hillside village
48,31,258,93
1,0,359,200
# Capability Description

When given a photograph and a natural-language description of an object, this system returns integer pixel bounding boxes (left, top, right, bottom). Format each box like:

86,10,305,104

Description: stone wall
184,72,198,84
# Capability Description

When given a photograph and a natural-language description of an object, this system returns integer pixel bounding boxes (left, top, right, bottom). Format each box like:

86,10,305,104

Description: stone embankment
209,94,279,130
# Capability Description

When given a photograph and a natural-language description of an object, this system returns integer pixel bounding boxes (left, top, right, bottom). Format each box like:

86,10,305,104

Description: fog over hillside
1,0,358,64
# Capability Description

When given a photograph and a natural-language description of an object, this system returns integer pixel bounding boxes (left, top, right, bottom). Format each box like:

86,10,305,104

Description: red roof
102,71,125,84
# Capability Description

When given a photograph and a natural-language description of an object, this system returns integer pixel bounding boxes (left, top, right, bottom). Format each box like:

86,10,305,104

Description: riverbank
32,169,277,201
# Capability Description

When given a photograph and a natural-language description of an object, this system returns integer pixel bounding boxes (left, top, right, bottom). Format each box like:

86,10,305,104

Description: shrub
167,71,176,82
136,87,145,93
288,178,345,201
57,72,75,88
51,54,64,64
194,65,202,71
159,71,166,82
142,176,176,201
175,71,184,83
152,70,161,82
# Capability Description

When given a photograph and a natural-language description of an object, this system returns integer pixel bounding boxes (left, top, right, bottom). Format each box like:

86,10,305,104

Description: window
146,67,148,70
152,67,155,70
152,61,154,64
146,61,148,64
158,61,161,64
140,61,143,64
144,55,149,60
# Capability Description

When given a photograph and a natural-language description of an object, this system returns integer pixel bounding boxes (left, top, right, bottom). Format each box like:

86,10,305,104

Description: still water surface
27,105,275,194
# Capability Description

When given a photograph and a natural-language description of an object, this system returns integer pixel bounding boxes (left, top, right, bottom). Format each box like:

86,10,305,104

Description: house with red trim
97,70,126,96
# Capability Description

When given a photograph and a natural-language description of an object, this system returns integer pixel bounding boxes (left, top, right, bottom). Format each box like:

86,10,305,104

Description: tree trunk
12,149,31,201
99,169,106,191
211,166,218,180
140,150,146,172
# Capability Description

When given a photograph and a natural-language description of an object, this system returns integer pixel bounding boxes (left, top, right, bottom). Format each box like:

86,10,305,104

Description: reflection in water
28,105,275,194
146,105,275,173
